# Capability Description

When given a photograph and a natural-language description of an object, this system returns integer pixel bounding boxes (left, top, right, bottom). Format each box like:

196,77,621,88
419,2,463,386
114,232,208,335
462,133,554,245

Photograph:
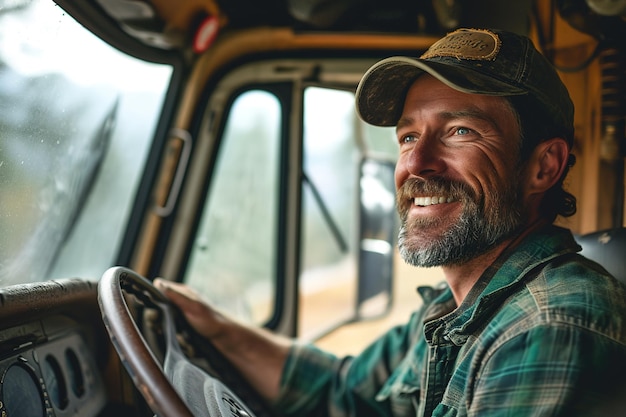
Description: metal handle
154,128,192,217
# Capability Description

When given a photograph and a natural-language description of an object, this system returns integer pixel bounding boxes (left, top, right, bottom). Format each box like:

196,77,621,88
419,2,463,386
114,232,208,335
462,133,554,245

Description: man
156,28,626,416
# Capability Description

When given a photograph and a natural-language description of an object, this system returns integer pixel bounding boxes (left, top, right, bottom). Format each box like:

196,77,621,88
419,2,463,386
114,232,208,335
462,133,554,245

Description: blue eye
456,127,471,135
401,135,416,143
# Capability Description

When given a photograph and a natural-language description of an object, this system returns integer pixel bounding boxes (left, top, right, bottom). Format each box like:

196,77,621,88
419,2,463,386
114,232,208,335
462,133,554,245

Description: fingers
154,278,202,305
154,278,221,339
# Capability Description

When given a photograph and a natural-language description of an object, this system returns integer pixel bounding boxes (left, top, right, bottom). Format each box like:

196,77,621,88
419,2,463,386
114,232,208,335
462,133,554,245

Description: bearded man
157,28,626,416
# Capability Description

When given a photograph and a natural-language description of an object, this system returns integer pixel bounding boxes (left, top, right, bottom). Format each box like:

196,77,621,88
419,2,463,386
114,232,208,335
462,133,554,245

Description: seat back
576,227,626,284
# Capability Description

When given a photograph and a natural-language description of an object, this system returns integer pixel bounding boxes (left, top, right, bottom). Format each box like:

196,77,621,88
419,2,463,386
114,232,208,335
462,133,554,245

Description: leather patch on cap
421,28,500,61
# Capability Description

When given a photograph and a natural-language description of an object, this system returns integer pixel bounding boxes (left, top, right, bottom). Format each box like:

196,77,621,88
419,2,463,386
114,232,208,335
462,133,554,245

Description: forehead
400,74,518,126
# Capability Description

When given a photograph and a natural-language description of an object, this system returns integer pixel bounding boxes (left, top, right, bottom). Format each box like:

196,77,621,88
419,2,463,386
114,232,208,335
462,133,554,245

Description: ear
524,138,570,196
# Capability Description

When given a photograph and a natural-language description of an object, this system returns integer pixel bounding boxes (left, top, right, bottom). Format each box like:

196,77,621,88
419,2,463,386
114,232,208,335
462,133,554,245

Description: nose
402,136,446,179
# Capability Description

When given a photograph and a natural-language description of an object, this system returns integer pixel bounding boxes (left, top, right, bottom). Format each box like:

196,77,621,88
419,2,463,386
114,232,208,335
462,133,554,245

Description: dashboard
0,320,106,417
0,279,111,417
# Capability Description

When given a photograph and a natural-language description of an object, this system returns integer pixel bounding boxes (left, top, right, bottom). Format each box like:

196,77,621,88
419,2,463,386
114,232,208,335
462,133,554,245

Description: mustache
396,177,477,212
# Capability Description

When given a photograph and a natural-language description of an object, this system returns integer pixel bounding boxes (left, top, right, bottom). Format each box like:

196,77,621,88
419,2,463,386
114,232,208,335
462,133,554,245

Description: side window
185,90,281,324
299,86,398,339
299,87,361,338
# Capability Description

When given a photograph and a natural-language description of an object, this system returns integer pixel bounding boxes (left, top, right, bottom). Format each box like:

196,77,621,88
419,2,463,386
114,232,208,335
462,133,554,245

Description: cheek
394,158,408,189
465,147,518,189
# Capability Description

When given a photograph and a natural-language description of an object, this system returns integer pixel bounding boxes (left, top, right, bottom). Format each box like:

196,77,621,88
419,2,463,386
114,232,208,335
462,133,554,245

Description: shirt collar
422,225,582,345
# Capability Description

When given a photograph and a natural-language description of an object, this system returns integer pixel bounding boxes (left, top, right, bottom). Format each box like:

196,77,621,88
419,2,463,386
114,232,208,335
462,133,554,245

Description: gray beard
397,178,525,267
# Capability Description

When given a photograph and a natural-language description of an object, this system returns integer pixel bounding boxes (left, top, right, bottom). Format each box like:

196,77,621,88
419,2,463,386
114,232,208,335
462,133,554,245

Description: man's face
394,75,528,267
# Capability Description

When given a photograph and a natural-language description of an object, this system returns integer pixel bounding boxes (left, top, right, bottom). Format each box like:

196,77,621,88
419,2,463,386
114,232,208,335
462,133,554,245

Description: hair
506,95,577,222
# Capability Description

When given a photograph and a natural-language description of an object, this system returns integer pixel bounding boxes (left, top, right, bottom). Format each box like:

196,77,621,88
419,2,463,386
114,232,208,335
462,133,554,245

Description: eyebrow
442,109,498,125
395,108,501,134
395,116,413,134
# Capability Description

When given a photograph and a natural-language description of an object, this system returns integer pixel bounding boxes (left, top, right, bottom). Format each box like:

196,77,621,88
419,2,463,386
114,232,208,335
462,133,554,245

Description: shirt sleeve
272,312,423,417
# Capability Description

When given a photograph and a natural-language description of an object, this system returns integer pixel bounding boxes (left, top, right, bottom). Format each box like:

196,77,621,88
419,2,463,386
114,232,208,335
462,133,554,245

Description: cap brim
355,56,528,127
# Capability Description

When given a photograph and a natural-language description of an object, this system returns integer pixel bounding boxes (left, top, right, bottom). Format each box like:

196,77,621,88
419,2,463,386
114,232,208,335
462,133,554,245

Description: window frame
154,56,396,337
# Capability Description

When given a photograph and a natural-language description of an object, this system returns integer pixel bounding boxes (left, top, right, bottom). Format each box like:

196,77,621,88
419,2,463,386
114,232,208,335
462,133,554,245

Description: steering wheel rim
98,266,194,417
98,266,263,417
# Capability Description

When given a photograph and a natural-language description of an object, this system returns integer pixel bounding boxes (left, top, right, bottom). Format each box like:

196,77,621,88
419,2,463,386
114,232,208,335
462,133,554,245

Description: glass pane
185,90,281,325
0,0,172,285
362,123,398,160
299,87,361,339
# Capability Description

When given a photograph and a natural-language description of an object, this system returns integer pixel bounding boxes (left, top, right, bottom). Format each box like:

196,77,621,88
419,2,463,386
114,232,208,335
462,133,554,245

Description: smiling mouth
414,196,456,207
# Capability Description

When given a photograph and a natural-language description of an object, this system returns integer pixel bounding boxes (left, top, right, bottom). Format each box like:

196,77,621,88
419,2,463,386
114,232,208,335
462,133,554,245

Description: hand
154,278,291,401
154,278,228,341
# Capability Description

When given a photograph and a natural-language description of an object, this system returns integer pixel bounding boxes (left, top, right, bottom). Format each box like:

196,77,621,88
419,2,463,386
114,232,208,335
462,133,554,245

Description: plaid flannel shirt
273,225,626,416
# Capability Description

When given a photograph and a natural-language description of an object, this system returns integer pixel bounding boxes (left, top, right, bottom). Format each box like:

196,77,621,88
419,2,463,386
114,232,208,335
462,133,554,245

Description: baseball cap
355,28,574,144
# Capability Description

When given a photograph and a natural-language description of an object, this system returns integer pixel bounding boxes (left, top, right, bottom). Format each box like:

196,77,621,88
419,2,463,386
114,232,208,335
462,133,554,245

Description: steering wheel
98,266,270,417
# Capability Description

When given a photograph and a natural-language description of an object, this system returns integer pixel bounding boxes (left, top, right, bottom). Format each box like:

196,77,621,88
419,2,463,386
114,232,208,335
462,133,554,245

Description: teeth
414,196,454,206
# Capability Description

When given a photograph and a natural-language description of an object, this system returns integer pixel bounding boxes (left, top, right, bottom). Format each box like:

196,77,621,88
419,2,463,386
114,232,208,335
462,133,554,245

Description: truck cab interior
0,0,624,416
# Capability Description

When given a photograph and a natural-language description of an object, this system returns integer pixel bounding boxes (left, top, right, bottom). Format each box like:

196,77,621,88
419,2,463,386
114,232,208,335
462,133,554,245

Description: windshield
0,0,172,285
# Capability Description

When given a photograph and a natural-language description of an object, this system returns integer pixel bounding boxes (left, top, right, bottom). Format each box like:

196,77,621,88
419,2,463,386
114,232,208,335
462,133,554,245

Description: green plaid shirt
274,226,626,416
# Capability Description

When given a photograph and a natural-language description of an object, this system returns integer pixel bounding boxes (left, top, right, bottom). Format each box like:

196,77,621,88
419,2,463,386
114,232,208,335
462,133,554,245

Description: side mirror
356,157,398,319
